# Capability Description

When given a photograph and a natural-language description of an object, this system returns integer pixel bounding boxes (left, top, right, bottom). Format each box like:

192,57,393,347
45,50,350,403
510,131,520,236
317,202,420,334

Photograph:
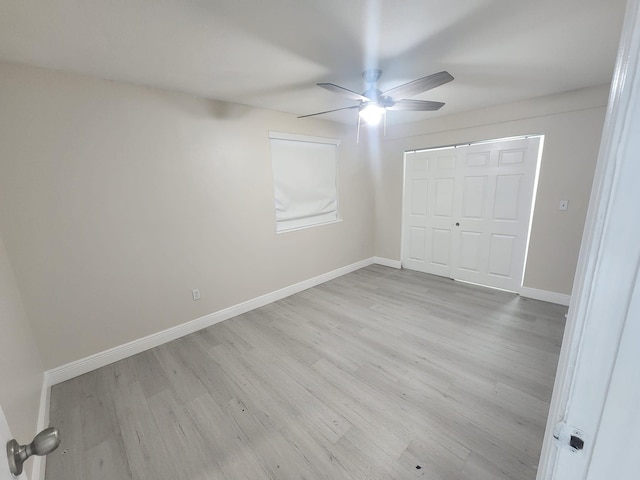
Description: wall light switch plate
192,289,200,301
559,200,569,211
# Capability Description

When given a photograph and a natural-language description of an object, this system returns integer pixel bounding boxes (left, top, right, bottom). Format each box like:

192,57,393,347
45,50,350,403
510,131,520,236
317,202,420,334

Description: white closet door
402,148,458,276
402,137,540,292
451,137,540,291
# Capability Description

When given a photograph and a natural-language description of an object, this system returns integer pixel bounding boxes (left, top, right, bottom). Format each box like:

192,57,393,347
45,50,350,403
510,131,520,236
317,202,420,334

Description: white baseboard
373,257,402,269
46,257,375,386
520,286,571,306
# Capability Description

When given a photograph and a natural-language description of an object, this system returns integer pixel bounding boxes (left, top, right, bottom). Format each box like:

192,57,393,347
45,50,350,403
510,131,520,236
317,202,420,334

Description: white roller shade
270,133,339,232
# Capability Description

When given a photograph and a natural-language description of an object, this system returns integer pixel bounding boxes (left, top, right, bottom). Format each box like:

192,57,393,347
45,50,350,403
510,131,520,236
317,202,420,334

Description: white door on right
403,136,541,292
451,137,540,291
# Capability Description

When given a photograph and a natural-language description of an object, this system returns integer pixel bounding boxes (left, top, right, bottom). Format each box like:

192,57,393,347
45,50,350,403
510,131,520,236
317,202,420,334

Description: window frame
269,131,341,234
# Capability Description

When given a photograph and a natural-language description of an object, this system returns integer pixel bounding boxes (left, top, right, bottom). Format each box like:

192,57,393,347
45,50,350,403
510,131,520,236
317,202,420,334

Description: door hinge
553,422,585,453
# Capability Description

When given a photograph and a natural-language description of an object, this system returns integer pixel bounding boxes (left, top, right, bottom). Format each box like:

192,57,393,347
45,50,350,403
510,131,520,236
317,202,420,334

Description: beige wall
0,229,43,475
0,58,607,376
0,62,373,369
369,85,609,295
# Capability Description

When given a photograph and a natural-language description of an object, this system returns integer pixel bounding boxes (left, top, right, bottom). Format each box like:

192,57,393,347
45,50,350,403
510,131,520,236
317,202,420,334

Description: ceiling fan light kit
359,102,385,126
299,69,454,128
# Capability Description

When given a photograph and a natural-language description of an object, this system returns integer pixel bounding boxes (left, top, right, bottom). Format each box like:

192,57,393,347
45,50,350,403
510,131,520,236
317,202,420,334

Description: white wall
368,85,609,295
0,62,373,370
0,229,43,478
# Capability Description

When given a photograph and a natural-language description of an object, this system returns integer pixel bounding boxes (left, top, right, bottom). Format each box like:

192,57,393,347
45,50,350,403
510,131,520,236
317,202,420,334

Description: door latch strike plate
553,422,585,453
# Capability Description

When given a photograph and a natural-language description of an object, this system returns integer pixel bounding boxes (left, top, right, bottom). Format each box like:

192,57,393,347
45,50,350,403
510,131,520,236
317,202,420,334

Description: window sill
276,218,343,234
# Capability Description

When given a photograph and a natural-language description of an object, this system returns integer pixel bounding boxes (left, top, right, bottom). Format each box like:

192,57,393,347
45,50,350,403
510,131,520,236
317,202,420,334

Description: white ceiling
0,0,628,125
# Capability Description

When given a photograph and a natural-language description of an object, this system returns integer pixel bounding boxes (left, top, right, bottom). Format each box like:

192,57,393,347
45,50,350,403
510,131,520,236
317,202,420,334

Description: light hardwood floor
46,265,566,480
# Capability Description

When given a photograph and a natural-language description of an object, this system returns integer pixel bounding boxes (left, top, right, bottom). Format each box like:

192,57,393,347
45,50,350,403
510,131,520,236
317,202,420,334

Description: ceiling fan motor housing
363,87,382,102
362,87,395,108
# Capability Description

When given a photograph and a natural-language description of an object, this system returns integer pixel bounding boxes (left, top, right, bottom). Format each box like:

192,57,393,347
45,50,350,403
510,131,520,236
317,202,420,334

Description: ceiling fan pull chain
384,109,387,136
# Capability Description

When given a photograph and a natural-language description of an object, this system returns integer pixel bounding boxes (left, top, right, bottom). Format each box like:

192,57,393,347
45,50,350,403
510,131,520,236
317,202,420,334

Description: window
269,132,340,232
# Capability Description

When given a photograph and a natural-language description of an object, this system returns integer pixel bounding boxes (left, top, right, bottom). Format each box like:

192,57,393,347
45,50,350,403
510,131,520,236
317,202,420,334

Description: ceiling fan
299,69,454,126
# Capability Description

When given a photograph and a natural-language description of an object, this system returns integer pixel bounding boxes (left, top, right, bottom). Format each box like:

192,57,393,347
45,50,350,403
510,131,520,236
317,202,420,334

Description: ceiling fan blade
387,99,445,111
382,71,454,100
318,83,370,101
298,105,360,118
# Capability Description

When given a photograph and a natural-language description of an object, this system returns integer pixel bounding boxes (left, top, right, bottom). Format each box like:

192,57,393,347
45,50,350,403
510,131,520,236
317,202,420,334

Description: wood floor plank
278,421,353,479
146,389,224,480
84,437,134,480
184,394,271,480
111,381,181,480
46,266,565,480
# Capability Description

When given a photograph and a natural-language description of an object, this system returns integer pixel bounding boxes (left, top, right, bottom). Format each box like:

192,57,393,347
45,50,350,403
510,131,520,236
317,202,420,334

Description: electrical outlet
192,289,200,301
559,200,569,211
